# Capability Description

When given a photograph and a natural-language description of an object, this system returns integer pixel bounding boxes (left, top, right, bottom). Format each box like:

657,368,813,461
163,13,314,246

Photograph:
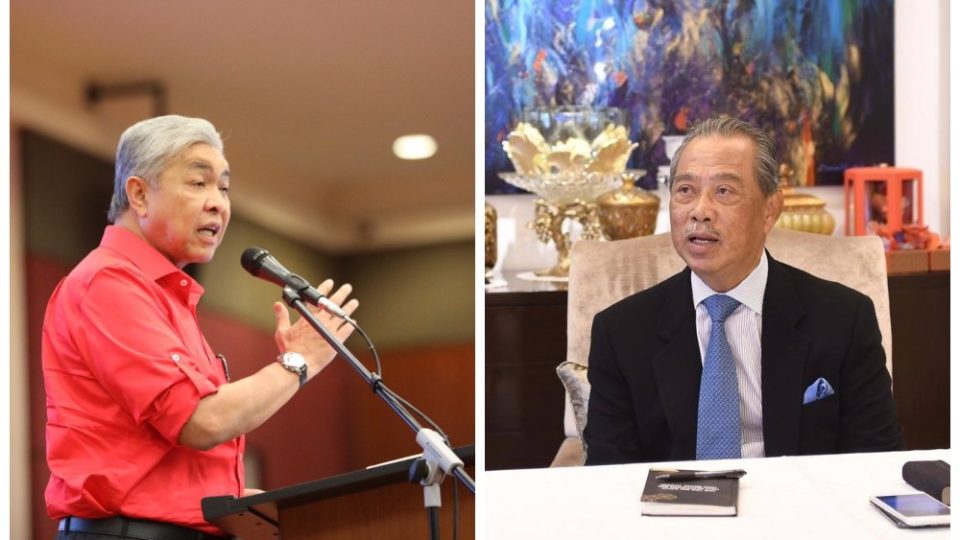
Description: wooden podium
202,446,474,539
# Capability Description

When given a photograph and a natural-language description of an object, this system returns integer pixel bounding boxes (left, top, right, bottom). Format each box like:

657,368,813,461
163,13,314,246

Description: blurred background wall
9,2,475,538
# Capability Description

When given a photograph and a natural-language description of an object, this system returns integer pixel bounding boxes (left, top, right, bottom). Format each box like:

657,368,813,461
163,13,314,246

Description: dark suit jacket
583,253,904,465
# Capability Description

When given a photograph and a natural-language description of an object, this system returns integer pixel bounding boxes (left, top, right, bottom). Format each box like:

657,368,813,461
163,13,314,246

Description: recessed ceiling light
393,134,437,160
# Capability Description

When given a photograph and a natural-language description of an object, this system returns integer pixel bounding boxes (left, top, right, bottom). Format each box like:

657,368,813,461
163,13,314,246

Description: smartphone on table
870,493,950,528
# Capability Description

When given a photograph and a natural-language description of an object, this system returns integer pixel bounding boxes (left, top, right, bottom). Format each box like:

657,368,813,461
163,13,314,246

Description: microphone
241,247,349,320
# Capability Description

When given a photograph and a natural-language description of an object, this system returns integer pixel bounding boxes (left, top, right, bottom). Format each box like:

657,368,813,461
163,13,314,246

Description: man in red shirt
42,115,357,539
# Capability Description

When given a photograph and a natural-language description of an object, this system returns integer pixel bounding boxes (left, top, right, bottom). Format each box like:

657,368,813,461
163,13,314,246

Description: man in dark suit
584,117,903,465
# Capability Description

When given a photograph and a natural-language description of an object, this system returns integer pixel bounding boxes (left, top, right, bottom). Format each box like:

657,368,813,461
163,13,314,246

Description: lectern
202,446,474,539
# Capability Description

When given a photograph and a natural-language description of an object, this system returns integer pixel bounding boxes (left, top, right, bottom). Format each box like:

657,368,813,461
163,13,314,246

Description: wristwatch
277,352,307,388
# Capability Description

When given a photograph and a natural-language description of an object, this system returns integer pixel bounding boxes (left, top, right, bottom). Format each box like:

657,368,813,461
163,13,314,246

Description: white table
484,449,950,539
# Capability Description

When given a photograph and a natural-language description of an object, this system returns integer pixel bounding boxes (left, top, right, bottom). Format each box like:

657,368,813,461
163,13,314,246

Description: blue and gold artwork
485,0,894,192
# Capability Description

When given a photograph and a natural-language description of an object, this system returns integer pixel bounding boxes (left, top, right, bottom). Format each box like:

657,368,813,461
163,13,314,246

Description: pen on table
655,469,747,481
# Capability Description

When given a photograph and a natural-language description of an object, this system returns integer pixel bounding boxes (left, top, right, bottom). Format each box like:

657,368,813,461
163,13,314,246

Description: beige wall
341,242,475,348
197,218,341,333
198,218,474,349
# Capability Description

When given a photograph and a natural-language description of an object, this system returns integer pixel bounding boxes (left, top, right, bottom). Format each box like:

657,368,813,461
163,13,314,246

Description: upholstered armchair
551,228,892,467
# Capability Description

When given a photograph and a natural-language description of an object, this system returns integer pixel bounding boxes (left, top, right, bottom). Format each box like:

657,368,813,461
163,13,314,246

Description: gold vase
596,173,661,240
775,188,836,235
484,202,497,270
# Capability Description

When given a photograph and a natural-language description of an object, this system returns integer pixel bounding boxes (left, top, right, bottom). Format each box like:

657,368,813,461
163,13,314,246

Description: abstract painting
485,0,894,192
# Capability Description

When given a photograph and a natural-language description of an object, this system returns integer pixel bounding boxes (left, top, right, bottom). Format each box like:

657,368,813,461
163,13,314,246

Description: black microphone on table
902,460,950,505
240,247,350,320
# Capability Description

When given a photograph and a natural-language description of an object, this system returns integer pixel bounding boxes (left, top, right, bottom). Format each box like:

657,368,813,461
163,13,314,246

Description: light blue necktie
696,294,743,460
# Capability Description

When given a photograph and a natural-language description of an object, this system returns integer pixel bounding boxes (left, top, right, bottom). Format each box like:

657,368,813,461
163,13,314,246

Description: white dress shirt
691,251,768,458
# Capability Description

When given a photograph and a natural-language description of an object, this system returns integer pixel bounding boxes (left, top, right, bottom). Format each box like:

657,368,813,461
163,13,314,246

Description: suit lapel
651,269,702,459
760,255,810,456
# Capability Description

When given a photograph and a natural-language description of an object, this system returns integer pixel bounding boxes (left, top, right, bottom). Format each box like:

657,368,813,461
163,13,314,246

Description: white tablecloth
483,449,950,539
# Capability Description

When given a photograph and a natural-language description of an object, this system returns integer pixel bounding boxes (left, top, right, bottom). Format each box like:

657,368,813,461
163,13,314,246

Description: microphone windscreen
241,247,269,275
902,460,950,504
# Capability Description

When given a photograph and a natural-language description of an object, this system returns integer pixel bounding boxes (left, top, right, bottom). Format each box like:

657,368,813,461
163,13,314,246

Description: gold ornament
774,164,835,235
597,172,661,240
500,108,638,279
485,202,497,270
502,121,637,176
530,199,603,277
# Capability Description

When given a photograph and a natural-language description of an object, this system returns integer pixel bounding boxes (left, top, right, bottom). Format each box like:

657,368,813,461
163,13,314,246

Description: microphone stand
280,286,475,538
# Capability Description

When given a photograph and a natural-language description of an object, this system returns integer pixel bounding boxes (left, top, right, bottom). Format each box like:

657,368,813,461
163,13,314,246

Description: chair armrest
550,437,586,467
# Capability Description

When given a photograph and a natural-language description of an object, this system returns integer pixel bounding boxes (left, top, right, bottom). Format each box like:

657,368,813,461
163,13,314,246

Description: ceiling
10,0,475,253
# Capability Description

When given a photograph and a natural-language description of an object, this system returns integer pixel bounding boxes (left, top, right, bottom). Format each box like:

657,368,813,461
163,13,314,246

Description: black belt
58,516,228,540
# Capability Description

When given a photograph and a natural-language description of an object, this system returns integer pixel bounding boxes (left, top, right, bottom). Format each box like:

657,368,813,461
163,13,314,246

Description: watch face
282,352,306,371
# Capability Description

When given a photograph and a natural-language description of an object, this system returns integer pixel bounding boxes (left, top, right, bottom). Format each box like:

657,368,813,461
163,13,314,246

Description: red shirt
42,226,244,535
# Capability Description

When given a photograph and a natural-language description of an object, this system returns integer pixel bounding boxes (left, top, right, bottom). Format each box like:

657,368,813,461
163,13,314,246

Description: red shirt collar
99,225,204,296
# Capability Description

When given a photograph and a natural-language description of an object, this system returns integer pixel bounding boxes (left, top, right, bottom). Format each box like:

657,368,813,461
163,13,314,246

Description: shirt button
180,279,188,287
171,354,181,362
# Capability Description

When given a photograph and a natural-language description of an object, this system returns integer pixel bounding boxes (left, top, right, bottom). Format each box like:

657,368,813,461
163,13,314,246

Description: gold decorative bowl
597,174,660,239
498,108,638,279
775,189,836,235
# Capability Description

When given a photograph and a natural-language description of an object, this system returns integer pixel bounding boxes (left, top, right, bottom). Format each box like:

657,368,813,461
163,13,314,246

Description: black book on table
640,469,740,517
